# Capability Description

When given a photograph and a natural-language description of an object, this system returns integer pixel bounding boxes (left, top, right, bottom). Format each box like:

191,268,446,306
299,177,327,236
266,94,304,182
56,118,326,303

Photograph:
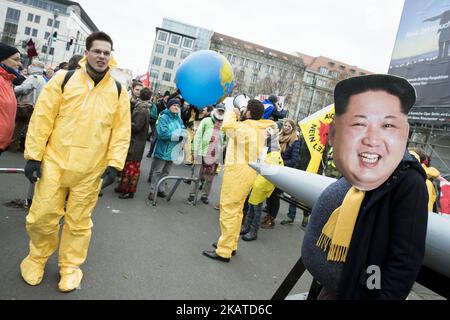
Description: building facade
209,32,305,117
0,0,98,68
147,18,213,94
293,52,372,122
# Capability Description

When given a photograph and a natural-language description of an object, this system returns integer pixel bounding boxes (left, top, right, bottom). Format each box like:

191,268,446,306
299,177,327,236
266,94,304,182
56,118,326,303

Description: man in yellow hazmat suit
202,99,276,262
21,31,131,292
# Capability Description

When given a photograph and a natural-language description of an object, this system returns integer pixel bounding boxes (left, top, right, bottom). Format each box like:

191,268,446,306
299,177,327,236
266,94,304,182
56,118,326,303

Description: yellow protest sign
299,104,335,173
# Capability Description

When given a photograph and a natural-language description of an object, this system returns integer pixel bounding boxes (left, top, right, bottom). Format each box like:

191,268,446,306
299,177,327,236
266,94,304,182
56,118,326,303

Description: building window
240,57,245,66
251,74,258,84
49,47,55,55
6,7,21,21
170,34,181,46
28,13,34,22
41,45,47,53
317,79,327,88
305,74,314,84
360,72,366,76
231,55,237,64
168,47,177,57
227,53,232,62
330,71,339,79
152,56,162,66
2,22,18,46
34,15,40,23
182,38,193,49
44,32,50,39
155,44,164,54
66,42,71,51
54,20,60,29
319,67,328,75
150,71,159,80
162,72,172,82
270,66,274,74
180,50,190,59
165,60,175,69
158,31,168,42
32,29,38,37
257,62,262,71
47,18,53,27
25,27,31,35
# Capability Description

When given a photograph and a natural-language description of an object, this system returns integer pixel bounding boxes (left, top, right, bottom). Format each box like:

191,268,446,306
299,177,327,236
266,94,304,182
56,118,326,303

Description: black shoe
302,216,309,228
240,225,249,235
118,193,134,199
200,196,209,204
212,242,236,256
188,195,195,203
202,250,230,262
157,191,166,198
241,227,258,241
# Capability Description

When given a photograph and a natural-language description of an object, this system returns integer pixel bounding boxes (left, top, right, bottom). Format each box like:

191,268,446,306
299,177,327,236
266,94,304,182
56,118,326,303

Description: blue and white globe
175,50,234,109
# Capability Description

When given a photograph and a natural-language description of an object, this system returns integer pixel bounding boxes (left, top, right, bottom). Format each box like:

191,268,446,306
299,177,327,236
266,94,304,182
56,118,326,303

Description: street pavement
0,145,444,300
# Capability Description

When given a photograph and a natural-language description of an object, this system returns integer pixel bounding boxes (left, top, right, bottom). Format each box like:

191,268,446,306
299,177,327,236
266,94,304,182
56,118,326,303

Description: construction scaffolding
409,123,450,175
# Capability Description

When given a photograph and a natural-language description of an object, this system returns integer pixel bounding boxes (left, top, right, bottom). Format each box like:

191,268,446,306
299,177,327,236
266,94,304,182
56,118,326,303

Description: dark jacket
127,100,150,161
303,153,428,300
281,139,300,168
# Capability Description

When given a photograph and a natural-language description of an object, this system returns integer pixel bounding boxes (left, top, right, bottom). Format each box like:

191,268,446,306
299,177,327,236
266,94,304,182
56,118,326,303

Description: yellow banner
299,105,335,173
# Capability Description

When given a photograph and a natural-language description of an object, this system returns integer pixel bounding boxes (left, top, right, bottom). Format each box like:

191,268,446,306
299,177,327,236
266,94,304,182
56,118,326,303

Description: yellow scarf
316,187,366,263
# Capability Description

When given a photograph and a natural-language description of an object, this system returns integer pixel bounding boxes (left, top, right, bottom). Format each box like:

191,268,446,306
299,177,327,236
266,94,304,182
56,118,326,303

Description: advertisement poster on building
389,0,450,125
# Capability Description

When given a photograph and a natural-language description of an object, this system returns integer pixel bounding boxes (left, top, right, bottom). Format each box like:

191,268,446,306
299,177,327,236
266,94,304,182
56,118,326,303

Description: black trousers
267,188,283,219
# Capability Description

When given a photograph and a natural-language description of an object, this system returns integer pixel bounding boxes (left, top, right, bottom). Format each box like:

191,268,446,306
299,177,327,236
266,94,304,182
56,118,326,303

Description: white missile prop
249,162,450,279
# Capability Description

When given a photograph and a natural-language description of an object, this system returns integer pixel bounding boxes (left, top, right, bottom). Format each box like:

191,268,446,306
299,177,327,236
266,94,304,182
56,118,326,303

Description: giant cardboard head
330,74,416,191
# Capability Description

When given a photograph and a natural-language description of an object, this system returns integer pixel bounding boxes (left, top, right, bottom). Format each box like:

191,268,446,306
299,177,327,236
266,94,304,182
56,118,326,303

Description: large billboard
389,0,450,125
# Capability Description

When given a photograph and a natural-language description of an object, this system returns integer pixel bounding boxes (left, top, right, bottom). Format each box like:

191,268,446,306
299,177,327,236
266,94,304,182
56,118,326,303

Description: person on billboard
301,74,428,300
424,9,450,59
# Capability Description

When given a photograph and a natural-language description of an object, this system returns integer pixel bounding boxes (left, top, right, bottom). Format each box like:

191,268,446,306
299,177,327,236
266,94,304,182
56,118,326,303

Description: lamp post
306,73,317,117
44,10,59,66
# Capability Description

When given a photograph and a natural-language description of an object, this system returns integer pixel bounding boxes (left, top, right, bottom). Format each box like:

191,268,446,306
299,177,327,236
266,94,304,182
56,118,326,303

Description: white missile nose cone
249,162,261,173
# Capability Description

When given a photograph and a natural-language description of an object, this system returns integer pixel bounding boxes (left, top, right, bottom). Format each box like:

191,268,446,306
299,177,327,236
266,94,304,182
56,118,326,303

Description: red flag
26,39,38,58
138,72,150,87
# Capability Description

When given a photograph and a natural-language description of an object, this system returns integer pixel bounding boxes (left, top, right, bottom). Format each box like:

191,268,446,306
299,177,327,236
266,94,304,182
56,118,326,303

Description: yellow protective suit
409,151,440,212
21,57,131,291
425,166,440,212
248,151,284,205
216,111,275,258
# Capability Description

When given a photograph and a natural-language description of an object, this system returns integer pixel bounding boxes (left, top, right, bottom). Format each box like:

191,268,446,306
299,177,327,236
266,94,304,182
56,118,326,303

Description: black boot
242,226,258,241
240,224,250,235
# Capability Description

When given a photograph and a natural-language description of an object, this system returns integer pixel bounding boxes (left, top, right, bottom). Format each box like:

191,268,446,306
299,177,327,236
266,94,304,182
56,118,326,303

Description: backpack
61,70,122,98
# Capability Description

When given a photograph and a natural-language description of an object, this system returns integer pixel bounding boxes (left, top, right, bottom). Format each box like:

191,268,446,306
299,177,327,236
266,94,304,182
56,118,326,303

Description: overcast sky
75,0,405,76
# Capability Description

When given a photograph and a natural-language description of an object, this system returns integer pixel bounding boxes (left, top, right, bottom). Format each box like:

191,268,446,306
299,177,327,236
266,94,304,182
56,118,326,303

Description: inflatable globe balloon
175,50,234,109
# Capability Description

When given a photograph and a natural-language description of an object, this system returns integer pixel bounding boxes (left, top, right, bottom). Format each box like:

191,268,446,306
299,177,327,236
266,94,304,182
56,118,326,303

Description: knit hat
215,103,225,111
268,94,278,104
0,43,20,62
167,98,181,108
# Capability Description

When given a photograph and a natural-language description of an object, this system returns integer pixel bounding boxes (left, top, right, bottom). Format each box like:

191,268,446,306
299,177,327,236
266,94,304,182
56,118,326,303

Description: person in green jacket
188,104,226,204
